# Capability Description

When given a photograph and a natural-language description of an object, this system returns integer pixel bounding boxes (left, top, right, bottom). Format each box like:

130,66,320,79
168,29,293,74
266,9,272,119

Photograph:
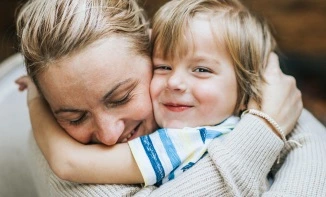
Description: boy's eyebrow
101,78,132,102
192,54,221,64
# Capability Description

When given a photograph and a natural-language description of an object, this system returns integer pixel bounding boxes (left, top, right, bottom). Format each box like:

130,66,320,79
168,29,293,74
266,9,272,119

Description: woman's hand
15,75,41,106
248,53,303,136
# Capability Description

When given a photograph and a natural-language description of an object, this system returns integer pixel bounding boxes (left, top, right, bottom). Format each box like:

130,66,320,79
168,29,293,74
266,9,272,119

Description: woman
16,0,325,196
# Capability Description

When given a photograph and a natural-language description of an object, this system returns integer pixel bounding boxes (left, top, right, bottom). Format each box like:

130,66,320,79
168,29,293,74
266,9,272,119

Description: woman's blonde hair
151,0,276,113
16,0,150,88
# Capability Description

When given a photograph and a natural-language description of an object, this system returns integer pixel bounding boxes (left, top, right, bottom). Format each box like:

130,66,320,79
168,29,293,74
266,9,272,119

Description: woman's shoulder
297,108,325,132
289,108,326,142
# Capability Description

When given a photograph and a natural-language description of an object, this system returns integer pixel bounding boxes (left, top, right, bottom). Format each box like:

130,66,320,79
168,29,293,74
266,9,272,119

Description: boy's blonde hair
16,0,150,88
151,0,276,113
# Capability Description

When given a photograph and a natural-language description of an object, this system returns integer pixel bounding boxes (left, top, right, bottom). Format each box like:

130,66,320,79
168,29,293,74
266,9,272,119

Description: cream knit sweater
28,109,326,197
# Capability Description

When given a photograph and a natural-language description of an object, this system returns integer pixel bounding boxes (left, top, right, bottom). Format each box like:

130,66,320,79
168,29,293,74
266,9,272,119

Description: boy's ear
238,103,248,116
148,29,152,39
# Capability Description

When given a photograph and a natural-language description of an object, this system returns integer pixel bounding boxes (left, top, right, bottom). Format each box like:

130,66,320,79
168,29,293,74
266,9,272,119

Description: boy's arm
28,96,143,184
28,134,146,196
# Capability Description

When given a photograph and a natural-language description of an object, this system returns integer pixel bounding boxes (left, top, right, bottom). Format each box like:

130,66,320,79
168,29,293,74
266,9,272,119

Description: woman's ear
148,29,152,39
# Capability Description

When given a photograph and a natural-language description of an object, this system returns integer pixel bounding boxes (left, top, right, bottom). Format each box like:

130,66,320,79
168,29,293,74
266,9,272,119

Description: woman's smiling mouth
121,123,141,142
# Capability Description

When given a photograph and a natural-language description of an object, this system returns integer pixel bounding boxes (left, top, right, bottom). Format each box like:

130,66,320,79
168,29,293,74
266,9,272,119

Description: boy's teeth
122,138,127,143
127,134,132,139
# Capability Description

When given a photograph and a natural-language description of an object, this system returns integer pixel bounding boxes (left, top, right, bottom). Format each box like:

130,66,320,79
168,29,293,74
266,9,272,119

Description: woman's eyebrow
101,78,132,102
54,108,84,115
54,79,133,114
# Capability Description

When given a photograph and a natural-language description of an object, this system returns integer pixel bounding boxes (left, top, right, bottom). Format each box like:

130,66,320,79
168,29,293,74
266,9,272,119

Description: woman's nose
167,71,186,91
94,116,124,145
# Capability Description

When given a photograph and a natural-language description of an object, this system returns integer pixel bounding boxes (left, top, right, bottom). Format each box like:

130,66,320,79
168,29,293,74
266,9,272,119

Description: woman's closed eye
69,113,87,126
104,80,138,108
107,92,133,108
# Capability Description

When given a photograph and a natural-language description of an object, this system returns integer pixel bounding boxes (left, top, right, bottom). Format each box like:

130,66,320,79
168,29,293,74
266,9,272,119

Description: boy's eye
194,67,211,73
154,65,172,70
69,113,87,126
153,65,172,75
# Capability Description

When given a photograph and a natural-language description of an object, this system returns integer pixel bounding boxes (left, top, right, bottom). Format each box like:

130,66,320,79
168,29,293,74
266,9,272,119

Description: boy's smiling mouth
163,103,193,112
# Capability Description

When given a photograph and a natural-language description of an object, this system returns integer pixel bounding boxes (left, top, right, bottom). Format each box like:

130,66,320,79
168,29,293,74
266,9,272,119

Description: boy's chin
160,120,195,129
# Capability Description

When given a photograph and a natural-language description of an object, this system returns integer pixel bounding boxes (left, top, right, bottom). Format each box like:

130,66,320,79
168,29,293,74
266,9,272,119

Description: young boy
128,0,276,186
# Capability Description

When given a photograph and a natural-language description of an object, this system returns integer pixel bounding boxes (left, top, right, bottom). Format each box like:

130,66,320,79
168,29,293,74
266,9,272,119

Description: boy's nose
167,71,187,92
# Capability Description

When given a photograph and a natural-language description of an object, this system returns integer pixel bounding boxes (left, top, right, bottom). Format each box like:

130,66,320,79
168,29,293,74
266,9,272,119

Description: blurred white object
0,54,37,197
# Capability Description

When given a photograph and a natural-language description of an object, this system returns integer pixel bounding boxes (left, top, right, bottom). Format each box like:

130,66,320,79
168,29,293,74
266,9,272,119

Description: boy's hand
247,53,303,136
15,75,42,106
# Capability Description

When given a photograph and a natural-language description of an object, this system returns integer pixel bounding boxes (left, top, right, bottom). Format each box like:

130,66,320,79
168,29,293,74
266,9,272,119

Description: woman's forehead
37,38,152,108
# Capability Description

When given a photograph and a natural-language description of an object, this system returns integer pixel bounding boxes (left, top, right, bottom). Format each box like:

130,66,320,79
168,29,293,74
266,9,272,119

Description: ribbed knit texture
262,109,326,197
28,109,326,196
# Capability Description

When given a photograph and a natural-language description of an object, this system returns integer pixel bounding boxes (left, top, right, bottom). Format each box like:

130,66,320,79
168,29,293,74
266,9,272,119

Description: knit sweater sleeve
262,109,326,197
146,113,284,196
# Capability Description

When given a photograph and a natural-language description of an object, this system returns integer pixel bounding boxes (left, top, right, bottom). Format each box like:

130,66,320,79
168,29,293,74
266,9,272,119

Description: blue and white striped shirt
128,116,239,186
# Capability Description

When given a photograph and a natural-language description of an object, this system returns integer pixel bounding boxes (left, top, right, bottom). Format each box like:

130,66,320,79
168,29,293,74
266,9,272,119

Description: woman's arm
263,109,326,196
207,53,303,195
16,76,143,184
247,53,303,136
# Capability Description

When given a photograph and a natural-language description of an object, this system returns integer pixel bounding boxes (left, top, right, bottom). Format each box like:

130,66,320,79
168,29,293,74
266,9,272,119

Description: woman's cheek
58,122,92,144
150,76,164,101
